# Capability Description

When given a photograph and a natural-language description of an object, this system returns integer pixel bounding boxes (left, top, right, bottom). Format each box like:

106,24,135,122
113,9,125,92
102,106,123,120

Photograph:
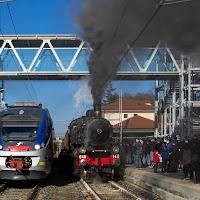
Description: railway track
117,177,162,200
0,182,40,200
80,179,142,200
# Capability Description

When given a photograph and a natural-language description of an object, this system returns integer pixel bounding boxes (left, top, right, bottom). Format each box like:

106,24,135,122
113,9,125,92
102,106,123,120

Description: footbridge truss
1,35,199,139
0,35,180,80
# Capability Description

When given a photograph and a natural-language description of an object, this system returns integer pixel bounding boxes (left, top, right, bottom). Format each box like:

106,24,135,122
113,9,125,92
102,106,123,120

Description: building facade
102,98,155,139
102,98,155,125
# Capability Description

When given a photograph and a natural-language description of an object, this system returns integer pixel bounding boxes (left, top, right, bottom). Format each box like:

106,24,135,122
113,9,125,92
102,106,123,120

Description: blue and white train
0,102,54,180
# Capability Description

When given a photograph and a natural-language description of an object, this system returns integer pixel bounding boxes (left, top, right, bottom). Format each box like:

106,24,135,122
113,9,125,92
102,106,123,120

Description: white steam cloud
73,81,93,109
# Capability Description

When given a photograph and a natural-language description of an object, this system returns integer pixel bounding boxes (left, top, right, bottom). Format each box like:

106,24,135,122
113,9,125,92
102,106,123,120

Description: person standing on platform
140,139,146,166
160,145,169,173
168,141,178,172
142,139,150,167
124,141,132,165
153,150,160,173
146,139,151,167
192,136,200,184
182,142,192,180
150,138,156,167
132,140,136,166
177,141,183,169
155,138,162,153
134,139,142,169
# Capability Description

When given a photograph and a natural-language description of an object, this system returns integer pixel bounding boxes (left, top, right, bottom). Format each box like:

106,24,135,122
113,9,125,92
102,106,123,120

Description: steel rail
26,184,40,200
0,183,7,193
80,179,101,200
109,181,143,200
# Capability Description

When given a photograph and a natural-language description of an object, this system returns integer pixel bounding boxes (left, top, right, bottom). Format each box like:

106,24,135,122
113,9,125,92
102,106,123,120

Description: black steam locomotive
64,105,123,180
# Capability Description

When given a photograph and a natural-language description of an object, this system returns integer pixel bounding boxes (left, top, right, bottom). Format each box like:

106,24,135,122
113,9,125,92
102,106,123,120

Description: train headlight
34,144,41,150
113,146,119,154
80,159,87,166
79,147,86,154
0,145,3,150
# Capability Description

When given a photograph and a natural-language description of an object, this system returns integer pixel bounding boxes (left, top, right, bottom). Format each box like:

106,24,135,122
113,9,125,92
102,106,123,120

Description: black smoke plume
74,0,200,105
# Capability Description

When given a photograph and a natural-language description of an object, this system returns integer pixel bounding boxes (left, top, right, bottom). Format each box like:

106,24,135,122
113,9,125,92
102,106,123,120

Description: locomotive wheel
111,169,115,177
111,169,115,180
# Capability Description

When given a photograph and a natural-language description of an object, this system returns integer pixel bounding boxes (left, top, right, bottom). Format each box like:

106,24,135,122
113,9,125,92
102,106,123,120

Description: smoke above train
74,0,200,104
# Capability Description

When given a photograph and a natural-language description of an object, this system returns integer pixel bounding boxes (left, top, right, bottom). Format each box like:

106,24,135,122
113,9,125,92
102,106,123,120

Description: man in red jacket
153,150,160,173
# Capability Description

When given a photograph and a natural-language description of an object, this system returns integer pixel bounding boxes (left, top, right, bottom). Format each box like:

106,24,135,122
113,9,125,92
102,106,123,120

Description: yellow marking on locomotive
92,150,107,152
39,162,45,165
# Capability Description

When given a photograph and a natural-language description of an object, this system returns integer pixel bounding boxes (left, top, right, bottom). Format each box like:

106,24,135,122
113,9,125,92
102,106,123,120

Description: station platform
125,166,200,200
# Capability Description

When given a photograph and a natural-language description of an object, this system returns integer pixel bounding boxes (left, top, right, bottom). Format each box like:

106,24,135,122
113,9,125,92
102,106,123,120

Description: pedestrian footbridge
0,35,180,81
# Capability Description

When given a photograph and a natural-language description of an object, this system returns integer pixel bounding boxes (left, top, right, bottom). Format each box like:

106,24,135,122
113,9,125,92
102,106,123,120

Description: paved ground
125,165,195,184
125,165,200,200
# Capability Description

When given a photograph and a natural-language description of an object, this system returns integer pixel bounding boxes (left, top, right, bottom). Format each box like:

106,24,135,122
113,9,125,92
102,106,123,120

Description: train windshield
1,121,39,138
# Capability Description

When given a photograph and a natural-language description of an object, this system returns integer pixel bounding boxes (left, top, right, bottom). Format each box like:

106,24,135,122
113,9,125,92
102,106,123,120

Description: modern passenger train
0,102,54,180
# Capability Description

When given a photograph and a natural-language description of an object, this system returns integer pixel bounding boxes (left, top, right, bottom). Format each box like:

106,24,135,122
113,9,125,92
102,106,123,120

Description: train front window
2,127,38,138
1,121,39,138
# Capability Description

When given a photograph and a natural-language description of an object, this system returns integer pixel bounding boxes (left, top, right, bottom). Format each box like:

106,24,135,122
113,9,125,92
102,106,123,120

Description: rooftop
112,115,155,129
102,98,154,111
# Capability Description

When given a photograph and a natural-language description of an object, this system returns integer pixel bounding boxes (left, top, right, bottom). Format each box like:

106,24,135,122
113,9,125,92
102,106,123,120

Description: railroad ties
0,183,40,200
80,178,142,200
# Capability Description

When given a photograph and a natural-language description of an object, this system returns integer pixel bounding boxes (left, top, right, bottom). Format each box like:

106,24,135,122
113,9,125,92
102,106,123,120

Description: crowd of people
123,135,200,184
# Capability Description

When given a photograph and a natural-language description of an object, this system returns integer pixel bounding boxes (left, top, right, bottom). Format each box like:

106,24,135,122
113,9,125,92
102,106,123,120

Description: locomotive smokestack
94,104,101,117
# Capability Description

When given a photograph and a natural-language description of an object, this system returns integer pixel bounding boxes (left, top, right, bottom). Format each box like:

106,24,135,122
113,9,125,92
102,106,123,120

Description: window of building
124,114,128,118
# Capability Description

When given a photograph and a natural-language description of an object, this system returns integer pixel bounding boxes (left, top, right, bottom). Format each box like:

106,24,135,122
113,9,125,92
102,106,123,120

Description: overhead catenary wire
0,3,35,103
112,0,129,39
101,1,165,88
161,0,191,5
6,2,39,104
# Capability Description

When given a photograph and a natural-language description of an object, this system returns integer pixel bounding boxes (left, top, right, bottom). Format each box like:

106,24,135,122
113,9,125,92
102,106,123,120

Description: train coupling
6,156,32,169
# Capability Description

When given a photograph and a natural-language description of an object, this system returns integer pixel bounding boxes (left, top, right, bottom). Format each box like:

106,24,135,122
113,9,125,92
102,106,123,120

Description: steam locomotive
64,105,123,180
0,102,54,180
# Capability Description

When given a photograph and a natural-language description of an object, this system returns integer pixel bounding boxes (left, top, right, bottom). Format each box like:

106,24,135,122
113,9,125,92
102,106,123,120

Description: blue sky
0,0,155,134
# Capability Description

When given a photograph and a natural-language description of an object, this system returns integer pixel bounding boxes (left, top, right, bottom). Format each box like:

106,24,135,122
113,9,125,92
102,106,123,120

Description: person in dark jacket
177,141,183,169
123,141,132,164
160,145,169,173
153,150,160,173
132,141,136,165
191,136,200,184
150,138,156,167
133,139,142,169
167,142,178,172
155,138,162,153
182,143,192,180
144,139,151,167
